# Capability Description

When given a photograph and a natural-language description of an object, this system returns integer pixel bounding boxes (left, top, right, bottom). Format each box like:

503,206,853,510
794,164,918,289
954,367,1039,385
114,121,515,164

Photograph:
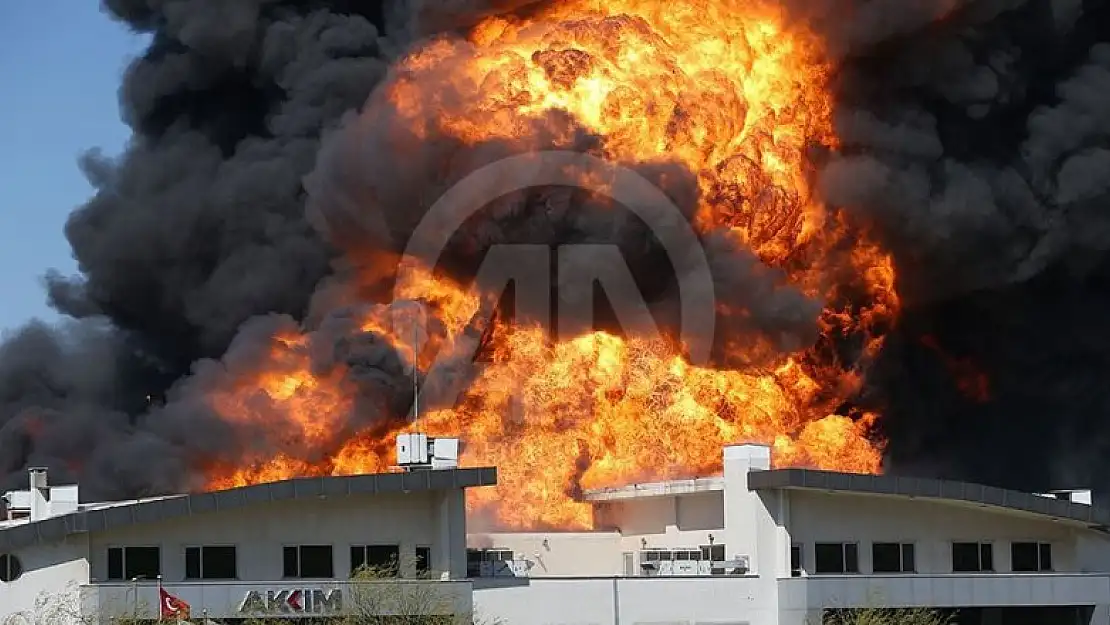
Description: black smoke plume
3,0,1110,501
816,0,1110,491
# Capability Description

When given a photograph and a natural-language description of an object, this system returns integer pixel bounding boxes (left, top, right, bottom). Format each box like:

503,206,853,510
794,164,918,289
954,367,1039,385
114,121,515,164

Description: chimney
29,467,49,521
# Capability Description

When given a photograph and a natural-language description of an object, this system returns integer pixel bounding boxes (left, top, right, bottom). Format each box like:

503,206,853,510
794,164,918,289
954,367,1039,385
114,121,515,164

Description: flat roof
582,477,725,501
748,469,1110,529
0,467,496,551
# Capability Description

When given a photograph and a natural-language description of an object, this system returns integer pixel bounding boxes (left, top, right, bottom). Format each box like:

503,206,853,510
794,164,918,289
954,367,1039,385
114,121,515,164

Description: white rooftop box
396,433,460,470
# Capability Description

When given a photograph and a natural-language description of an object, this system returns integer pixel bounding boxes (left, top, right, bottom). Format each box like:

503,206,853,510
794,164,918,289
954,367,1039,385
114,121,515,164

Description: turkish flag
159,587,191,620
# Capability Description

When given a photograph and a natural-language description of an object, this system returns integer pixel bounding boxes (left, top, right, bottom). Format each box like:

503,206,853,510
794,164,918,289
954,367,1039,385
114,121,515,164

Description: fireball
204,0,898,530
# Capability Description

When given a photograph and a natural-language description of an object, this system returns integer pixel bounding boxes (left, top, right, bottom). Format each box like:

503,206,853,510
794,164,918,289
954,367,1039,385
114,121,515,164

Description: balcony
80,579,474,620
777,573,1110,611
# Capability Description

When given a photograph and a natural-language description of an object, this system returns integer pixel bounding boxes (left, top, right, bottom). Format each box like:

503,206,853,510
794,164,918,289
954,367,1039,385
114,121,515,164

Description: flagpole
157,575,164,621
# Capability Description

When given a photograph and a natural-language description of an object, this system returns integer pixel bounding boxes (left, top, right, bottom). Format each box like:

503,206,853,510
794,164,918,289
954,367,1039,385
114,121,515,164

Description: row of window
106,544,431,581
789,541,1053,576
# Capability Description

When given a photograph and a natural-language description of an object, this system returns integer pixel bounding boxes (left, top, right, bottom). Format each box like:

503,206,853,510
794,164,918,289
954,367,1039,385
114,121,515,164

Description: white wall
87,491,456,583
0,537,90,623
787,490,1089,575
473,577,769,625
471,492,725,578
470,532,624,577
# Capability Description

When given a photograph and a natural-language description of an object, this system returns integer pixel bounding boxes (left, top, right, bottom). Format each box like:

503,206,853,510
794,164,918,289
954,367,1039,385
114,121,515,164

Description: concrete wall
87,491,459,583
0,537,91,622
472,577,769,625
470,532,624,577
788,490,1090,575
83,579,474,621
473,490,726,578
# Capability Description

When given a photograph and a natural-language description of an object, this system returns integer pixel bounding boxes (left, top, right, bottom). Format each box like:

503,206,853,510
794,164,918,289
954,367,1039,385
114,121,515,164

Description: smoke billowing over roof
1,0,1109,504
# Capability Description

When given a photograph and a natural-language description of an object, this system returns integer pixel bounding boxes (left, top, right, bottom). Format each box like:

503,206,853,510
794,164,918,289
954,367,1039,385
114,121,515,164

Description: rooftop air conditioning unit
396,433,460,471
715,555,749,575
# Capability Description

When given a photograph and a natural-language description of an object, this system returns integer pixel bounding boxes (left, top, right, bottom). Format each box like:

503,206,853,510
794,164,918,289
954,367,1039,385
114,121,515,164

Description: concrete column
435,490,467,579
722,444,771,573
29,468,48,521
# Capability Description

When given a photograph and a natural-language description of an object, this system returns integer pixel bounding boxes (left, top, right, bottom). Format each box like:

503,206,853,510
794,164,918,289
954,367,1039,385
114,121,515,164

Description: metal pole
131,575,146,618
410,302,421,427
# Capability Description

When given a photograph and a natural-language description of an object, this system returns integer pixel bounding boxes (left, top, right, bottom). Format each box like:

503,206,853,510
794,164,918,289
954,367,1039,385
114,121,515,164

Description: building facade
467,445,1110,625
0,466,496,623
4,441,1110,625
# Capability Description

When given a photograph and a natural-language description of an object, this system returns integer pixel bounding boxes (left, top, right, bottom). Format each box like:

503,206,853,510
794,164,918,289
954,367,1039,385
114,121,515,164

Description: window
0,554,22,582
790,544,803,577
106,546,161,580
700,544,725,562
415,546,431,576
1011,542,1052,572
351,545,400,577
952,542,994,572
814,543,859,574
466,549,513,577
872,543,915,573
185,546,237,580
283,545,333,579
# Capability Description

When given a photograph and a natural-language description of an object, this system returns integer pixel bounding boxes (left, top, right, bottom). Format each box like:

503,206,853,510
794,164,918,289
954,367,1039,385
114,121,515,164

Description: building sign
238,588,343,615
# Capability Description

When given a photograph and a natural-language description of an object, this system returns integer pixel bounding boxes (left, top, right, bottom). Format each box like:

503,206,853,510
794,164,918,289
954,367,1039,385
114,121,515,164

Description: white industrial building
3,440,1110,625
467,444,1110,625
0,437,492,624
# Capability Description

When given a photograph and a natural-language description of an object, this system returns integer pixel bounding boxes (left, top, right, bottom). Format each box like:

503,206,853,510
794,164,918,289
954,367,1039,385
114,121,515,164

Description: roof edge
748,468,1110,528
0,467,497,552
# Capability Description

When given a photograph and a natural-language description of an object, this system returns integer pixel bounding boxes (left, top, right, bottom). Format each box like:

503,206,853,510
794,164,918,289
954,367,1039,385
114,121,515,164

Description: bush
822,606,954,625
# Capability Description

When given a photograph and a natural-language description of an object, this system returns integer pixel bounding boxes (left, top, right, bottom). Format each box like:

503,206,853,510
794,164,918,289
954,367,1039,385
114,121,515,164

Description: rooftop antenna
411,310,419,428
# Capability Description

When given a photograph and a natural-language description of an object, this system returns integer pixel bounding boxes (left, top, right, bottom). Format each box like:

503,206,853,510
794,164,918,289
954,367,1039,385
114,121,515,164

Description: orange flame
202,0,899,530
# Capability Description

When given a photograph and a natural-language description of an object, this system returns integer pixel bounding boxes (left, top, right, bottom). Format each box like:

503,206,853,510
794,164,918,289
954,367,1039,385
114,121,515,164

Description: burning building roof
2,0,1110,532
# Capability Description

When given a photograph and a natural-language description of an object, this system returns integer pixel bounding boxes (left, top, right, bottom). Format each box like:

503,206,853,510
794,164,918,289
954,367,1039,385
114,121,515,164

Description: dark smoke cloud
813,0,1110,490
1,0,401,498
5,0,1110,504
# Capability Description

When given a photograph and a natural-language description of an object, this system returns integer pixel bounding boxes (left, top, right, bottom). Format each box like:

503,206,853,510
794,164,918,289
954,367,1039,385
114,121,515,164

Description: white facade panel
0,538,91,621
86,491,450,582
471,532,624,577
788,490,1091,575
473,577,767,625
82,579,473,620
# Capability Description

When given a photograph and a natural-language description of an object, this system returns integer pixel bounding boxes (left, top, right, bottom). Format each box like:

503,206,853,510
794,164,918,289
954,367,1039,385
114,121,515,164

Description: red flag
159,587,191,620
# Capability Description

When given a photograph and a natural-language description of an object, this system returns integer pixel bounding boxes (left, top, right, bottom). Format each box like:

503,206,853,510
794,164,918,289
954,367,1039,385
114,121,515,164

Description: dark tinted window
416,547,431,576
790,544,802,577
980,543,994,571
872,543,901,573
844,543,859,573
107,547,124,580
127,547,160,580
815,543,844,574
283,546,299,578
298,545,333,578
1012,542,1052,572
953,542,992,572
185,547,201,579
902,543,916,572
873,543,914,573
202,546,237,579
1039,543,1052,571
367,545,400,575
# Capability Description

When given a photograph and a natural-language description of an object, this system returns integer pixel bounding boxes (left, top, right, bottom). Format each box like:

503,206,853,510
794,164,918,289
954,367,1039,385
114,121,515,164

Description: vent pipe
29,467,49,521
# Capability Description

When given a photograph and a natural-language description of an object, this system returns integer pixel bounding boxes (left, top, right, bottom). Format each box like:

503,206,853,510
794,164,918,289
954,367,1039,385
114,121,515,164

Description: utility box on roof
396,433,461,470
397,433,430,465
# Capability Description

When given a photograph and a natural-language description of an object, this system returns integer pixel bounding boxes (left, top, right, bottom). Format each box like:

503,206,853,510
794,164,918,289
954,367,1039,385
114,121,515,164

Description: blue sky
0,2,147,333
